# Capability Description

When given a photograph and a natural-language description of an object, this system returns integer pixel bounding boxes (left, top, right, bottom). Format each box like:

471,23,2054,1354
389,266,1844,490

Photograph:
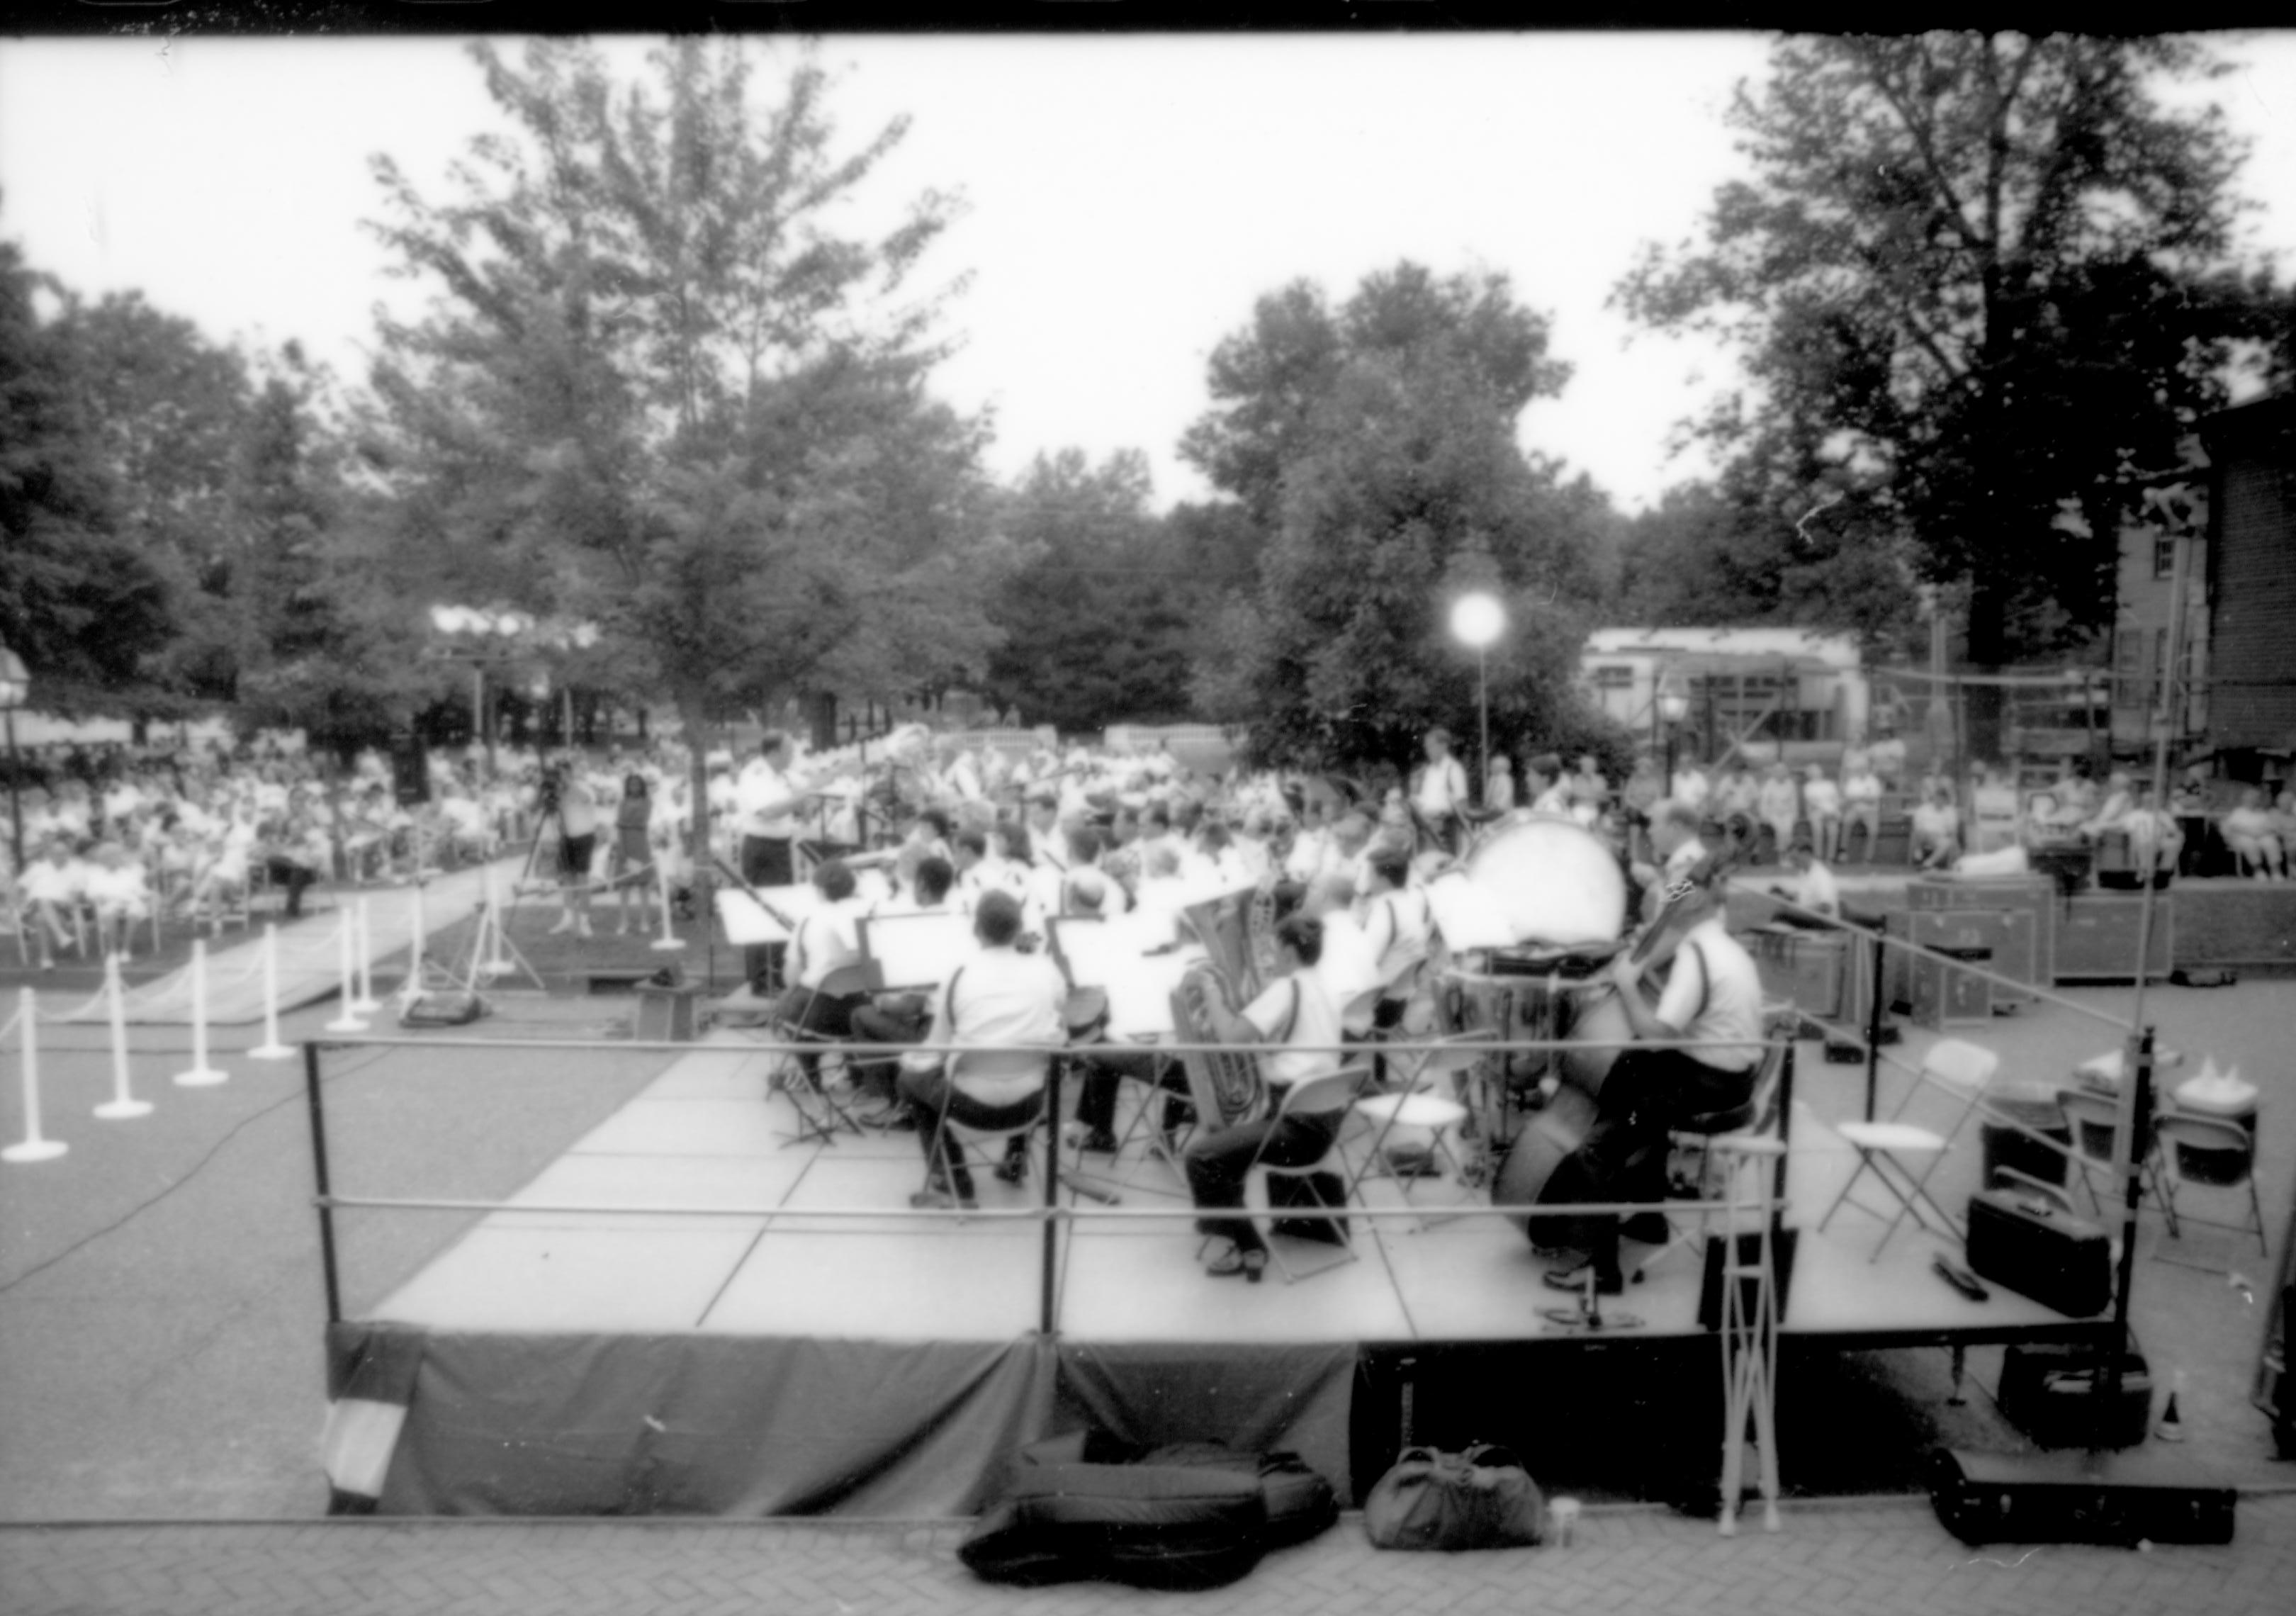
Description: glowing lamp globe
1451,593,1504,650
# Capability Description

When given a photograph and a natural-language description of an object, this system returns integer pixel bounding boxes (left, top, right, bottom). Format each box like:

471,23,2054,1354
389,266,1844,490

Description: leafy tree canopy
360,37,1002,785
0,235,177,712
1186,262,1626,776
1618,32,2295,698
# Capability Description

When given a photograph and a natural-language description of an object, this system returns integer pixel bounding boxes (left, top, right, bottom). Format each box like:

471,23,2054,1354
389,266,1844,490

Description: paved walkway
6,1496,2294,1616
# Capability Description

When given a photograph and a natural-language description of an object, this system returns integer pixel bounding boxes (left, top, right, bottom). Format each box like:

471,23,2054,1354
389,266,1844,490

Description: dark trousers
849,997,930,1104
1184,1108,1345,1256
741,836,794,991
1538,1047,1755,1283
897,1063,1043,1194
264,857,318,918
773,984,864,1082
1074,1047,1191,1138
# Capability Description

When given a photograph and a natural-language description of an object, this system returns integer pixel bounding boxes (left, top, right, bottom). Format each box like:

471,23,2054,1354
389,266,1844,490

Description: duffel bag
958,1462,1266,1590
1363,1443,1543,1552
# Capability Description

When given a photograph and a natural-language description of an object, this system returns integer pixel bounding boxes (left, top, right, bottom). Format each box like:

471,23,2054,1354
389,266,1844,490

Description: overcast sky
3,30,2294,515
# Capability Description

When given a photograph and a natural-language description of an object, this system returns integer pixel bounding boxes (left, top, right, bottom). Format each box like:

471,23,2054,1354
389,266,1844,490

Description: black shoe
1076,1128,1120,1155
1543,1262,1624,1297
994,1152,1030,1186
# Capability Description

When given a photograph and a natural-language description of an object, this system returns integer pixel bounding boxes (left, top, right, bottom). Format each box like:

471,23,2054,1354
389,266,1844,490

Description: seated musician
1628,797,1708,898
1361,846,1432,1034
1068,864,1193,1154
1539,875,1765,1297
901,892,1067,1211
773,859,872,1089
847,855,957,1111
1183,913,1351,1282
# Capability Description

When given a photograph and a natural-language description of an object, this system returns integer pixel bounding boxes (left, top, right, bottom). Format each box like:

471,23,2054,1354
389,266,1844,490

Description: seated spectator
84,841,153,957
2222,787,2287,880
19,838,91,964
1911,787,1961,870
1801,763,1842,863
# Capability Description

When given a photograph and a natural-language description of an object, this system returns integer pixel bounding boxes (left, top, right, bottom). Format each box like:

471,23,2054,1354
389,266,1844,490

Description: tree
981,449,1200,733
1618,33,2293,752
1608,480,1926,659
361,38,1002,852
0,236,176,710
48,291,250,712
1185,262,1621,775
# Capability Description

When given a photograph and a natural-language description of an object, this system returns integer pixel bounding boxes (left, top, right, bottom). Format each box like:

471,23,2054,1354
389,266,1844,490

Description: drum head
1460,813,1628,949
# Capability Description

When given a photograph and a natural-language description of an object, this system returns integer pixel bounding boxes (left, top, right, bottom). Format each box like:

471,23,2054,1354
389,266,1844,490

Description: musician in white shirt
1183,912,1352,1281
900,892,1067,1209
1411,727,1470,855
845,855,959,1107
1361,846,1433,1032
774,859,871,1087
1525,753,1570,816
735,733,805,889
1541,876,1764,1296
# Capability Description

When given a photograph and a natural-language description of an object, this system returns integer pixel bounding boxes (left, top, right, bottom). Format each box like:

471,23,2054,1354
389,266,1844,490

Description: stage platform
323,1032,2105,1518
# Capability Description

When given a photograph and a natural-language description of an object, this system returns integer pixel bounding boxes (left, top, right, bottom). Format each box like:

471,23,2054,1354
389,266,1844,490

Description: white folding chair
1817,1038,2000,1259
1349,974,1489,1227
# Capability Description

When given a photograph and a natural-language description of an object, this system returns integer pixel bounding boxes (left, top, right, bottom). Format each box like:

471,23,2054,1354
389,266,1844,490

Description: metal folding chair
1817,1038,2000,1259
2153,1110,2268,1264
2056,1087,2182,1239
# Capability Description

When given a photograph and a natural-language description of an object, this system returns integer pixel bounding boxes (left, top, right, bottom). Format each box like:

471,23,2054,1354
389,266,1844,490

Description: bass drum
1460,813,1630,950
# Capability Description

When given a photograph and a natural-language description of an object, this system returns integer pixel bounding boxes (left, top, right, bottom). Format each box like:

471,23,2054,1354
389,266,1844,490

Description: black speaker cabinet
1925,1447,2236,1546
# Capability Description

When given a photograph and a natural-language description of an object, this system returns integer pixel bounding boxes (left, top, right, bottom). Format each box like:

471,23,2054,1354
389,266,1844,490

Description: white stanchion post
480,863,511,978
325,917,369,1034
651,860,683,953
249,923,295,1060
4,990,69,1163
351,897,381,1015
172,941,227,1087
400,880,427,1007
94,955,153,1120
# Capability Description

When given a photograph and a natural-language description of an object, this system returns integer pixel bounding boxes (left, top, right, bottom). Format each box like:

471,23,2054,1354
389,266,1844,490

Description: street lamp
1450,592,1505,804
0,641,26,878
1656,666,1691,797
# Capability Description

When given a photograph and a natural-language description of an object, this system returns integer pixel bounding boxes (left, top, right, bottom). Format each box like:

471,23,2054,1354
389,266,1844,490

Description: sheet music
860,913,977,992
1052,916,1201,1039
714,883,818,946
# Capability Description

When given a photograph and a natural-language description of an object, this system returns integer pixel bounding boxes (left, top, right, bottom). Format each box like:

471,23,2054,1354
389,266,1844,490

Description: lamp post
1450,592,1505,805
1657,666,1691,799
0,641,27,877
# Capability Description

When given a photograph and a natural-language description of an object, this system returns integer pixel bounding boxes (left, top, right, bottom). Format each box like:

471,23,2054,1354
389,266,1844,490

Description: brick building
2198,389,2296,782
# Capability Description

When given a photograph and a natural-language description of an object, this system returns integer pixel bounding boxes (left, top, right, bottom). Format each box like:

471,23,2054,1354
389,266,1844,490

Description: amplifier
1748,927,1845,1022
2168,883,2296,972
1910,948,1991,1028
1907,875,2057,984
2055,894,2173,982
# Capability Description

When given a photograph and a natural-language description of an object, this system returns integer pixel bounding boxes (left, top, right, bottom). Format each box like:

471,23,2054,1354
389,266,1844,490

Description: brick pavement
6,1497,2294,1616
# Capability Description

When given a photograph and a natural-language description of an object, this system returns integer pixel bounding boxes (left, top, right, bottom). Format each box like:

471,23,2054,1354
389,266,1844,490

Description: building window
1592,666,1633,689
2153,535,2176,579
